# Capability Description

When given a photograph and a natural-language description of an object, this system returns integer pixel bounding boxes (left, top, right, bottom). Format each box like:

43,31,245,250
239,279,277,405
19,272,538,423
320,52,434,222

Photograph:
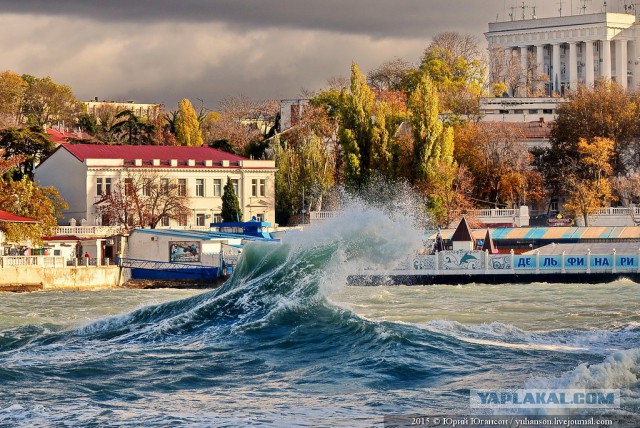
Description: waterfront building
34,144,277,228
485,12,638,94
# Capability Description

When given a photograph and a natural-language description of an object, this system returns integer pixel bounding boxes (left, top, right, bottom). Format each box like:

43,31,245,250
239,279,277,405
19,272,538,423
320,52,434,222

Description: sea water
0,205,639,427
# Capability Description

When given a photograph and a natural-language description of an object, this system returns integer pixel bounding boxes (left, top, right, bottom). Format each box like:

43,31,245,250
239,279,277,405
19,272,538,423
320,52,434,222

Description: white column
536,45,546,94
569,42,578,89
552,43,561,93
630,40,637,89
520,46,529,96
586,40,595,87
615,39,628,89
602,39,612,80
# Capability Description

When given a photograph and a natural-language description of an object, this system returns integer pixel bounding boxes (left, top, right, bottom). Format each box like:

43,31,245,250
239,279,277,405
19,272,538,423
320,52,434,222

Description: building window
514,109,523,114
161,178,169,195
177,214,188,226
550,200,559,212
256,213,265,222
195,179,205,197
213,213,222,223
232,179,239,196
213,179,222,196
543,109,553,114
195,213,206,226
124,178,134,196
161,216,170,227
97,178,111,195
178,179,187,196
251,178,266,197
528,109,538,114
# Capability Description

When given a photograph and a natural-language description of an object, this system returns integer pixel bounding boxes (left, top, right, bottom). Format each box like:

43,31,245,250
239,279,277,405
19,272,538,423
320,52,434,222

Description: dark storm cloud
0,1,575,109
0,0,512,38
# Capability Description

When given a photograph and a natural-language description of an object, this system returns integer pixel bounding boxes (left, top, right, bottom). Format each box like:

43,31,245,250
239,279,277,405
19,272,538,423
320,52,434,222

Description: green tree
110,109,156,145
0,177,67,245
175,98,204,147
0,126,55,180
408,73,450,182
338,63,395,187
221,177,242,222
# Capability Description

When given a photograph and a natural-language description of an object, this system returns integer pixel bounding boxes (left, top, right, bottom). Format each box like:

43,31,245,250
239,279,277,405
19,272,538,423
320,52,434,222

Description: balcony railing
54,225,126,237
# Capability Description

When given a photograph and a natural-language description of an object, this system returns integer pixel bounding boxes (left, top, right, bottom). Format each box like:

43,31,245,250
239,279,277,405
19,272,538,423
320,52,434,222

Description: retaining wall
0,265,123,291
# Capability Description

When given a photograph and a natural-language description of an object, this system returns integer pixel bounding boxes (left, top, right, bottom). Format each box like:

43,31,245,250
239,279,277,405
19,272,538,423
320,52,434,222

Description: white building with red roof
34,144,276,227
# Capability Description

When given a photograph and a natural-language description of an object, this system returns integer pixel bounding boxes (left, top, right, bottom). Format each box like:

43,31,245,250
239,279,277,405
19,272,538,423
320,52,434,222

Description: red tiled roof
0,210,38,223
61,144,248,163
47,128,94,144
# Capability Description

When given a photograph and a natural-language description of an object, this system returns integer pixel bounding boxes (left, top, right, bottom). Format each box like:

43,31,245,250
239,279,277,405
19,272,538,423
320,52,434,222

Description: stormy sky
0,0,619,111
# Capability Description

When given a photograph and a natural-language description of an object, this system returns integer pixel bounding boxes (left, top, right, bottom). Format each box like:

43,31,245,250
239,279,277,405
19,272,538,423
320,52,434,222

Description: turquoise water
0,207,639,426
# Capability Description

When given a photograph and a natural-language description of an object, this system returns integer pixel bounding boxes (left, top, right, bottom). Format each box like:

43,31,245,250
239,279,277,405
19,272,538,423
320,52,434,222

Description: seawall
0,265,123,292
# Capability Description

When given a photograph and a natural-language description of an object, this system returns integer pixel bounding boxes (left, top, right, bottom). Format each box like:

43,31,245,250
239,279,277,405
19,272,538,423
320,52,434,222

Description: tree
205,95,278,155
0,126,55,180
550,80,638,174
0,178,67,245
0,71,26,127
564,137,615,226
20,75,82,127
366,58,414,92
455,121,539,208
338,63,396,187
221,177,242,222
419,32,486,116
110,109,156,145
421,162,474,228
407,73,449,182
175,98,203,147
0,149,25,177
273,104,337,224
94,170,191,229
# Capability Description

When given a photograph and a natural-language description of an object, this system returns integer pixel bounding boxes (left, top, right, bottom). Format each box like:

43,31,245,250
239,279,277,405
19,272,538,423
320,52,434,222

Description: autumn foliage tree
94,170,191,229
0,178,67,244
564,137,615,226
175,98,204,147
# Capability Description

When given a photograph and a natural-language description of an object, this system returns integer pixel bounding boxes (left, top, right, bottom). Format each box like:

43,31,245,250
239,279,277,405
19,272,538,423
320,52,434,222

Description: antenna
521,1,529,19
603,0,607,12
580,0,591,14
532,5,538,18
558,0,564,16
509,5,517,20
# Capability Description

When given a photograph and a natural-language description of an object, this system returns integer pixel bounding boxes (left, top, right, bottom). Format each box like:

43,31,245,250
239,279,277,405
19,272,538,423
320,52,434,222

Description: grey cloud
0,0,516,38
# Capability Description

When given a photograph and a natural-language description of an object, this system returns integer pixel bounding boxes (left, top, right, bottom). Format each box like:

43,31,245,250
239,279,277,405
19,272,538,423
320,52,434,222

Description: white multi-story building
34,144,276,227
486,12,639,93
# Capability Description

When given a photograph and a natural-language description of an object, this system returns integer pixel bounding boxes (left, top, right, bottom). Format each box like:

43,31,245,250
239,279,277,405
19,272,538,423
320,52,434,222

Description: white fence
0,256,112,268
575,207,640,227
310,206,530,227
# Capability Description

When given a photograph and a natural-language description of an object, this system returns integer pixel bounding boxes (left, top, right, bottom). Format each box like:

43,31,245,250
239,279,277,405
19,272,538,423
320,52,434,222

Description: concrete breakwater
0,256,123,292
